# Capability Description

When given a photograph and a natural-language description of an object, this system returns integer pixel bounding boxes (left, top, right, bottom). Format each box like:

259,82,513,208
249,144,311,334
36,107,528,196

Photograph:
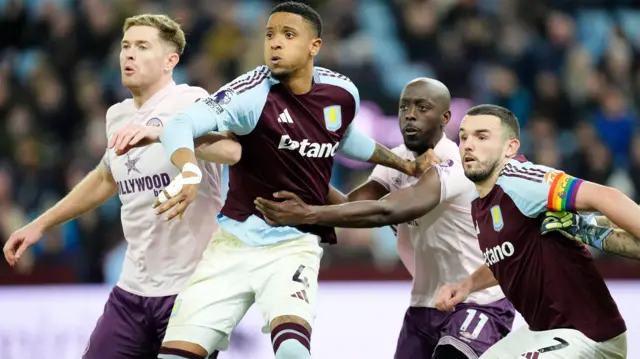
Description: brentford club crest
146,117,163,127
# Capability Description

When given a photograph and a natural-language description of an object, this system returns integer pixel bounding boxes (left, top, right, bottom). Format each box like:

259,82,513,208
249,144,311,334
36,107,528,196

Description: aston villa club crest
323,105,342,131
490,205,504,232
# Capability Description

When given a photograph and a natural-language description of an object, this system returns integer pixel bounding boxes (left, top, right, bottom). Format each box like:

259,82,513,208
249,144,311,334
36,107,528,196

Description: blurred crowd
2,0,640,284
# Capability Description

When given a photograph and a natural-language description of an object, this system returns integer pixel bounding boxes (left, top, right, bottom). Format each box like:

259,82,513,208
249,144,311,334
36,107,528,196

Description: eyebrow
400,97,432,103
121,40,150,45
459,128,490,134
266,25,299,32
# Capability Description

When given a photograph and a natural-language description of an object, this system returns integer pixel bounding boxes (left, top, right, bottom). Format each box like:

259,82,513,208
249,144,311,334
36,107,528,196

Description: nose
404,108,416,121
462,138,474,152
270,37,282,50
404,107,417,122
122,49,134,61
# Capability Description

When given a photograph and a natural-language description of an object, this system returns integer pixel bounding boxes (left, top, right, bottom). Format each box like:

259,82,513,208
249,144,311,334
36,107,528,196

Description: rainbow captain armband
545,171,584,212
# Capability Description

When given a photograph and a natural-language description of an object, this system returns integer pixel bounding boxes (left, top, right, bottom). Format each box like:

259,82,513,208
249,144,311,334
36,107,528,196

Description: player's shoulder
314,66,359,101
504,156,555,175
222,65,276,97
496,156,560,218
172,84,209,100
106,99,134,124
314,66,354,84
434,136,462,162
498,156,552,189
200,66,276,114
390,144,415,159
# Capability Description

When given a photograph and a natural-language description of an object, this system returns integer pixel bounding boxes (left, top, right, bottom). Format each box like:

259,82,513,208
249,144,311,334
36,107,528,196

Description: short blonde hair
123,14,186,55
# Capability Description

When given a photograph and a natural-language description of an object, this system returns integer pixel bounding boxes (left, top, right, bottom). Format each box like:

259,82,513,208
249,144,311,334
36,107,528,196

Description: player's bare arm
326,186,348,205
597,227,640,260
3,161,117,266
347,180,390,201
326,180,390,205
434,265,498,312
110,123,241,165
255,166,441,227
568,181,640,259
591,214,640,259
194,131,241,164
369,143,439,177
573,182,640,236
337,125,439,177
593,215,619,229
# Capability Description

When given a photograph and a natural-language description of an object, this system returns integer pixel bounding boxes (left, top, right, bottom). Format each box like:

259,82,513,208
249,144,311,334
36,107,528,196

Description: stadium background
1,0,640,357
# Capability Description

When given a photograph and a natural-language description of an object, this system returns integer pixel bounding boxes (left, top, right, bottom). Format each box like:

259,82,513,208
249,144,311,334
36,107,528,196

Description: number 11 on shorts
460,309,489,339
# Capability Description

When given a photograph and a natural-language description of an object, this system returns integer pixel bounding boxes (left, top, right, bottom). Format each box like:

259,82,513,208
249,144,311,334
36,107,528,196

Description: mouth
123,65,135,75
402,125,420,136
270,56,281,65
463,155,477,164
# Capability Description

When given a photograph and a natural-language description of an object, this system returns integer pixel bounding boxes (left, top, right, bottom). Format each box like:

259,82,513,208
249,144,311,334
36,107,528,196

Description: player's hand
254,191,312,226
109,123,162,156
153,169,201,221
3,221,45,267
410,149,440,177
540,211,582,240
434,283,469,312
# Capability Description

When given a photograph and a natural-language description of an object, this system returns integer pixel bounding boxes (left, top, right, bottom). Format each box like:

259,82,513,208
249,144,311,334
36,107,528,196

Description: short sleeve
179,86,209,104
314,66,360,115
177,66,272,137
497,160,584,218
103,104,117,173
369,164,395,191
101,149,111,173
368,145,410,191
160,67,273,157
433,159,470,203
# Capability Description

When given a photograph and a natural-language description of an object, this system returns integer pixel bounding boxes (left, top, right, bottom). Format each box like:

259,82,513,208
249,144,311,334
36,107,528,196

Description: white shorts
480,326,626,359
164,228,323,354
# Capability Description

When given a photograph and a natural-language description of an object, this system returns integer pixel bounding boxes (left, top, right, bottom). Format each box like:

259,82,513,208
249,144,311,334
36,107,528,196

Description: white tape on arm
181,163,202,184
156,164,203,204
158,174,184,203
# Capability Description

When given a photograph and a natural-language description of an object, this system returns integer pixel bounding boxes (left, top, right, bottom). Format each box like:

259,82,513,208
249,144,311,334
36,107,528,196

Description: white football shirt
102,82,223,296
370,134,505,307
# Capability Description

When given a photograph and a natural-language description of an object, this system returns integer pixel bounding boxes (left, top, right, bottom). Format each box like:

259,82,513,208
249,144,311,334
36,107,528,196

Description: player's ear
442,110,451,127
504,138,520,158
309,38,322,57
165,52,179,72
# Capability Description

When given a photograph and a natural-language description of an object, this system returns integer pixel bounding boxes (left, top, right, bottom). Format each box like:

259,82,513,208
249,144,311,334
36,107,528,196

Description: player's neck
282,67,314,95
425,130,443,152
130,76,173,108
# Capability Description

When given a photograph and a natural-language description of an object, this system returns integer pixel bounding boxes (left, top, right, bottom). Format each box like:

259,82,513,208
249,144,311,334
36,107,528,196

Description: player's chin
463,168,488,183
268,66,291,77
121,76,136,86
121,77,143,89
403,137,427,152
463,162,478,172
